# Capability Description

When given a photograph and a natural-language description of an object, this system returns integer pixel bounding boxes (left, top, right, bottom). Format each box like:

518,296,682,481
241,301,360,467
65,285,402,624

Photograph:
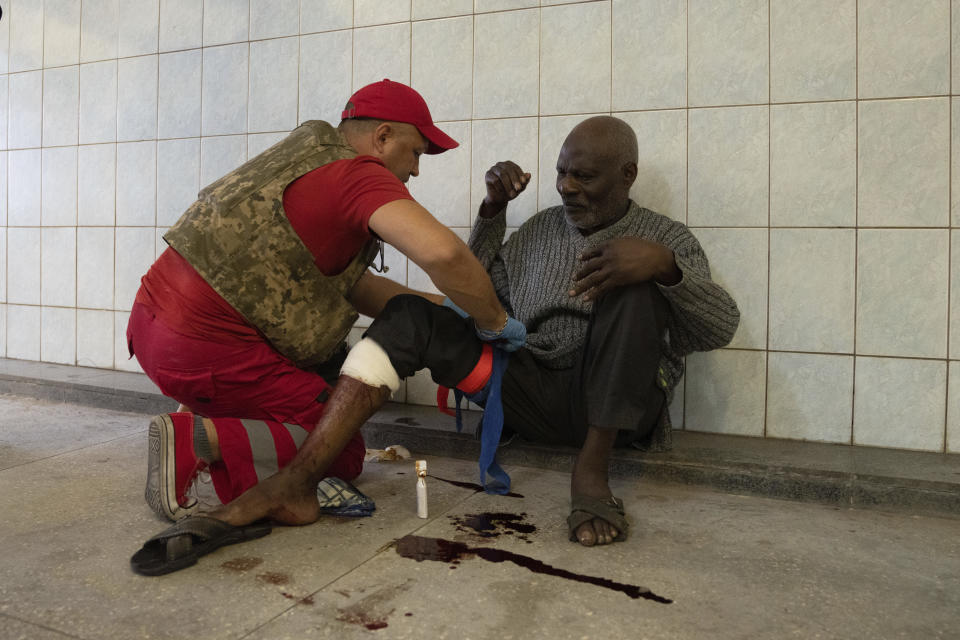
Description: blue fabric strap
452,348,511,494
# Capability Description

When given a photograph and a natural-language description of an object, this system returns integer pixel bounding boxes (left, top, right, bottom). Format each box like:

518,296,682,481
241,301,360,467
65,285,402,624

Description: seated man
460,115,739,545
133,115,736,574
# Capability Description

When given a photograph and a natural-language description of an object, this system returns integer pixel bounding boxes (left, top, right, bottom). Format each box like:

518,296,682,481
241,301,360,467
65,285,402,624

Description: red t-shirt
135,156,412,343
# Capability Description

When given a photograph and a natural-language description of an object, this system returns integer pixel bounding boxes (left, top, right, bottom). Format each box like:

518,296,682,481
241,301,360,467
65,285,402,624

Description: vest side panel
163,121,376,368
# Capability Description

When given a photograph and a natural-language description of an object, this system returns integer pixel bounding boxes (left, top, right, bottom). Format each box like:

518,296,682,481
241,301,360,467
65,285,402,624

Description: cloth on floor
316,477,376,517
364,444,411,462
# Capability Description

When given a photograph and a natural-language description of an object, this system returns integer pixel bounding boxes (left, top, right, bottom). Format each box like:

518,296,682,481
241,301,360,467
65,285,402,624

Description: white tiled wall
3,0,960,454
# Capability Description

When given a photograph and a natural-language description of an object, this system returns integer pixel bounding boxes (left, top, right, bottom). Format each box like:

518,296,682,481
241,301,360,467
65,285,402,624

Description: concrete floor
1,394,958,640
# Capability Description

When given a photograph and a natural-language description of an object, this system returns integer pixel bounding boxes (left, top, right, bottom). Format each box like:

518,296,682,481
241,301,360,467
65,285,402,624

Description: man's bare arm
368,199,507,331
348,270,443,319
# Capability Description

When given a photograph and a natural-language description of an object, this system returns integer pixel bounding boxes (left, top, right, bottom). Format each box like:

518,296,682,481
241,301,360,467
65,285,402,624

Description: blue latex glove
441,296,469,318
443,297,526,352
476,316,526,352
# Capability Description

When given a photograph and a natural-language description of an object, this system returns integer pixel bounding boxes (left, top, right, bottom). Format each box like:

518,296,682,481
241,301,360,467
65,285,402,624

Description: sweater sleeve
468,210,513,313
468,210,507,270
654,221,740,354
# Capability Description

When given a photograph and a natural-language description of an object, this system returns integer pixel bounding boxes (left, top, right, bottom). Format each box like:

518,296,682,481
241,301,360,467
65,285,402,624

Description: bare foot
207,468,320,527
571,427,619,547
190,375,390,530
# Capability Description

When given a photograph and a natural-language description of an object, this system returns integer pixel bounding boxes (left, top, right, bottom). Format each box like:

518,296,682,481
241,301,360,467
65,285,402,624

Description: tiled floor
1,394,958,640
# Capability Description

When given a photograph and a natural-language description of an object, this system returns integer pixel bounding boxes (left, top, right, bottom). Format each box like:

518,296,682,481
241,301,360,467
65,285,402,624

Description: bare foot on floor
208,469,320,527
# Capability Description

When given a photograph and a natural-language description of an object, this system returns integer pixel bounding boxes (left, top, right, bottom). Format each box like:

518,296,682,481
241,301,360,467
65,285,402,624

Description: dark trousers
365,282,669,448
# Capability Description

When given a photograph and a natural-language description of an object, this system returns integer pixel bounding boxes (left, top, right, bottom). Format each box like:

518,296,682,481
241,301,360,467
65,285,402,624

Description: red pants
127,303,364,503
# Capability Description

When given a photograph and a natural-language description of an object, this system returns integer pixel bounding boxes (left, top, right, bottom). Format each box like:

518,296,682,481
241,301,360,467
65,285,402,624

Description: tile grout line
609,0,614,117
469,8,476,230
245,0,251,157
3,41,7,359
235,483,485,640
73,0,83,369
0,427,147,475
407,0,415,393
111,34,119,372
946,0,954,453
851,0,859,446
683,0,689,430
762,0,771,439
38,1,45,365
0,611,86,640
296,0,302,128
537,5,542,213
410,0,414,63
152,45,159,282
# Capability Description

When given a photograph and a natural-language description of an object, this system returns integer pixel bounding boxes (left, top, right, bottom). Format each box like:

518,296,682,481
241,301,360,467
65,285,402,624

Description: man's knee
593,281,669,334
596,281,660,312
362,294,480,384
365,294,442,354
380,293,438,320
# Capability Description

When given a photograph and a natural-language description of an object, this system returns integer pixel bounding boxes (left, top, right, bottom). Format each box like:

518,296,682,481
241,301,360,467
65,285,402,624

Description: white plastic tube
416,460,428,518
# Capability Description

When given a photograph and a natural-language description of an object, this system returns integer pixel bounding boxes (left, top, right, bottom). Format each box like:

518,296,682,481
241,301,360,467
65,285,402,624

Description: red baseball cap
341,79,458,155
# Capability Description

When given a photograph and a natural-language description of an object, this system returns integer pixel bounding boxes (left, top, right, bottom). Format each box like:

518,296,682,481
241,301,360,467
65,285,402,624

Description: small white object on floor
416,459,428,518
363,444,412,462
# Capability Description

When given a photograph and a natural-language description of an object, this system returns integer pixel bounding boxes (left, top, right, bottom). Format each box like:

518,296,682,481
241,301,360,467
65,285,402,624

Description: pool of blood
450,512,536,542
394,535,671,604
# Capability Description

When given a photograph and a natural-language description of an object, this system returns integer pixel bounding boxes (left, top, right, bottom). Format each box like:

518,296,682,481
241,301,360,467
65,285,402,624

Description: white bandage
340,338,401,392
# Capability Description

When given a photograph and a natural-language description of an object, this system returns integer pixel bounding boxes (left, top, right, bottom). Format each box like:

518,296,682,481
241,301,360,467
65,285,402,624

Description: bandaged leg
340,338,401,392
363,293,497,424
364,294,485,387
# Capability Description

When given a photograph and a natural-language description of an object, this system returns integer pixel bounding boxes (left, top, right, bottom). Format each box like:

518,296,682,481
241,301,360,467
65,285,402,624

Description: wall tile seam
684,226,959,231
697,346,960,365
36,59,45,336
152,37,161,245
129,96,924,131
13,92,956,135
763,0,772,439
687,95,955,111
2,107,6,353
766,349,960,362
536,5,542,210
607,0,613,117
294,11,302,136
946,0,955,452
8,224,157,230
679,0,690,430
472,4,566,17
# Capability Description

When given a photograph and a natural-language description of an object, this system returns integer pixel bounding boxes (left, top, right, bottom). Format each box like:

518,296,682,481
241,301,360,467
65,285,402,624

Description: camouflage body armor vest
164,120,378,369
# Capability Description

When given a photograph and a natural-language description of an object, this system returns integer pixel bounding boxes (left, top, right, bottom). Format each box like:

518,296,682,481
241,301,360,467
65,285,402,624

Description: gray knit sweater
468,200,740,449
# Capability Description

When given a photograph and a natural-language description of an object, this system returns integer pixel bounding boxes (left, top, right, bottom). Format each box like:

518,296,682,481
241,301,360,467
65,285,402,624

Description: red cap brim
418,123,459,155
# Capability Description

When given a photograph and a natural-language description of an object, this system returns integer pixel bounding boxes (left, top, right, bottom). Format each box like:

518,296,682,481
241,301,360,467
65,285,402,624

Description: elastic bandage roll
340,338,401,392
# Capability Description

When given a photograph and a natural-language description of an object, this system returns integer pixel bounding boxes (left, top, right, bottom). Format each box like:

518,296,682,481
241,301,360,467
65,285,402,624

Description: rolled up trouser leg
363,294,484,388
